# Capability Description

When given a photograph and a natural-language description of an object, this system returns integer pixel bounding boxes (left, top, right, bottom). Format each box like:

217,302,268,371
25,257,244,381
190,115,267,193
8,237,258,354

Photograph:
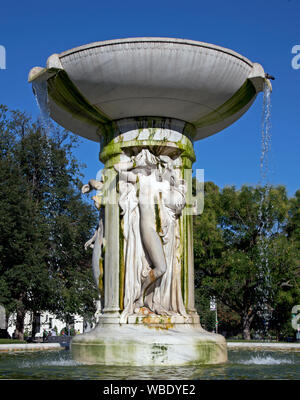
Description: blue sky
0,0,299,196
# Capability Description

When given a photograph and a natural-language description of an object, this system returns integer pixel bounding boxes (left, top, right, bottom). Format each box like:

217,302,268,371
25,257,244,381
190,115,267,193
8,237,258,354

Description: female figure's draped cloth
144,191,188,317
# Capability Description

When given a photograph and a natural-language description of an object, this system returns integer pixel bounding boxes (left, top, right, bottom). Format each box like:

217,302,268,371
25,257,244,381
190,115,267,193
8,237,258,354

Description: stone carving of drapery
116,149,188,323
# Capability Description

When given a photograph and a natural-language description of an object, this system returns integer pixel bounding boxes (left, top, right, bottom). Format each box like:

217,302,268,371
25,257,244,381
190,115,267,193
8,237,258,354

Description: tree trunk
15,306,26,341
242,312,254,340
31,312,41,338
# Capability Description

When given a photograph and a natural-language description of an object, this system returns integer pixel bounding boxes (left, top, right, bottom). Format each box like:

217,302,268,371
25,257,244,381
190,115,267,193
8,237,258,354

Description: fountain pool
0,349,299,380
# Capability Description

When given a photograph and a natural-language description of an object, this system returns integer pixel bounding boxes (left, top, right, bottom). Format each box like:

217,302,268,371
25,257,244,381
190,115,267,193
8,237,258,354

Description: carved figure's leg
139,211,167,296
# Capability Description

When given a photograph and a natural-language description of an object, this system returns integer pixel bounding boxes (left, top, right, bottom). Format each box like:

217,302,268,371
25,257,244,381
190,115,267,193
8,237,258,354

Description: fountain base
71,322,227,366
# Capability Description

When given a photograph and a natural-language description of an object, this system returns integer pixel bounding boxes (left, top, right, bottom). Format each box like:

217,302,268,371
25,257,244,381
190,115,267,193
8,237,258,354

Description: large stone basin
28,37,268,143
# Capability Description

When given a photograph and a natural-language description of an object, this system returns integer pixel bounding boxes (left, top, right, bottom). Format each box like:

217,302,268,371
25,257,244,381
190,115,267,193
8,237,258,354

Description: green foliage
0,339,26,344
194,180,300,339
287,190,300,255
0,105,99,336
194,289,216,332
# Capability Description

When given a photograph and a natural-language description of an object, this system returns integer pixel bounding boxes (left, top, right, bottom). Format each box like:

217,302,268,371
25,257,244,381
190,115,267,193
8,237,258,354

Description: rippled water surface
0,349,299,380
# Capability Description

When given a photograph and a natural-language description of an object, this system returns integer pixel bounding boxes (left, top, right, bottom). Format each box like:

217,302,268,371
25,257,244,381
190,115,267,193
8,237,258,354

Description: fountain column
96,118,200,325
69,118,228,365
102,172,120,321
181,154,198,317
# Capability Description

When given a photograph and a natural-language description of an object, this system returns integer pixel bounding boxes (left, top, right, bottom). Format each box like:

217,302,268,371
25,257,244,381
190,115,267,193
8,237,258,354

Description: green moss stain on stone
185,342,228,365
183,213,189,309
119,218,125,311
151,344,168,362
71,336,227,365
47,70,111,127
175,139,195,164
99,139,123,165
176,150,196,312
72,342,139,366
99,122,195,165
193,79,256,129
98,257,104,293
154,201,162,235
100,122,120,148
179,163,194,309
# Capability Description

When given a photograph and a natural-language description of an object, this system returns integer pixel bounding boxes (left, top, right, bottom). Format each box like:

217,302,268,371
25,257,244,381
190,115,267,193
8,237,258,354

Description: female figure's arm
114,161,137,183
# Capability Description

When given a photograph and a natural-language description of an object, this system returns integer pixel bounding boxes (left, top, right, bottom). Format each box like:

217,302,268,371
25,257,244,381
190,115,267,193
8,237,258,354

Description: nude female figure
114,150,167,298
81,178,105,301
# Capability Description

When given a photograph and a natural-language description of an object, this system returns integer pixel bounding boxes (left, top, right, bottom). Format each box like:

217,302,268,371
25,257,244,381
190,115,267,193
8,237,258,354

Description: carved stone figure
115,149,187,322
81,179,105,310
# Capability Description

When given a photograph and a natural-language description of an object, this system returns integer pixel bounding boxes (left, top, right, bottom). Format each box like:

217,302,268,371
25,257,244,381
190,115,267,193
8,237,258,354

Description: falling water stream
33,80,55,155
256,82,273,337
32,80,54,200
260,83,272,184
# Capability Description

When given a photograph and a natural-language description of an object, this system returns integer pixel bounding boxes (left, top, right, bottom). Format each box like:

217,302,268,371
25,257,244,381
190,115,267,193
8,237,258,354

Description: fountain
28,37,271,366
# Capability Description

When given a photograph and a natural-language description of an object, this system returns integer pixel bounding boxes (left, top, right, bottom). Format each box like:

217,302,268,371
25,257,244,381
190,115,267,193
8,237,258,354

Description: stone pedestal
71,324,227,366
71,118,227,365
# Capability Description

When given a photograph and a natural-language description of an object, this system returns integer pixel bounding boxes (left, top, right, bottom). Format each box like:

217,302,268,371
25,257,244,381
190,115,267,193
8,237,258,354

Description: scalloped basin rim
58,37,254,67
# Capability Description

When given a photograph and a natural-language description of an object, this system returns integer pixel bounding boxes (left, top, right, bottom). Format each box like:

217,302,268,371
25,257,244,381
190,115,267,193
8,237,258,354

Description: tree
279,189,300,338
0,106,48,338
194,181,299,340
0,105,98,339
286,190,300,254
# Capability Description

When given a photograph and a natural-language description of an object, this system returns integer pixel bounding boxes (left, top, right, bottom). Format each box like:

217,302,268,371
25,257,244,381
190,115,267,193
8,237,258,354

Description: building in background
7,312,96,338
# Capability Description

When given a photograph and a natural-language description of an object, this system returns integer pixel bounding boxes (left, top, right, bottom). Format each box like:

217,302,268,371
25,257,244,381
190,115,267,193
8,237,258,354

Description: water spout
265,73,275,81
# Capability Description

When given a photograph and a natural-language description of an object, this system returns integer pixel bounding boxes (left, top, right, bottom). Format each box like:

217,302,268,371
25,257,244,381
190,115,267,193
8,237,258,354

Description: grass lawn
0,339,27,344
